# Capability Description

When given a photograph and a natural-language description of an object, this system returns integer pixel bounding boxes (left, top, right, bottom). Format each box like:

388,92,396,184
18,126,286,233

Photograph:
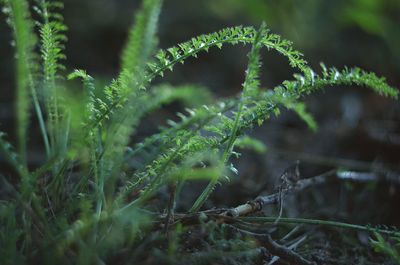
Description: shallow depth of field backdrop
2,0,399,203
0,0,400,264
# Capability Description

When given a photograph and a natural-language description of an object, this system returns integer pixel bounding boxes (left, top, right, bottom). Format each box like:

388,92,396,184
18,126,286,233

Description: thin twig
168,168,400,238
255,169,336,207
228,225,315,265
264,233,315,265
269,234,308,265
223,169,336,218
280,225,302,242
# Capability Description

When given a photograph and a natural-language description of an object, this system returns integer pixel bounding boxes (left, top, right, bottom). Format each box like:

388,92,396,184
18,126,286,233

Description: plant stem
240,216,400,237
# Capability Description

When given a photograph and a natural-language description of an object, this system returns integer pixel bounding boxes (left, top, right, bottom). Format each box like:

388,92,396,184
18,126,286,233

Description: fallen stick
224,169,336,217
226,225,316,265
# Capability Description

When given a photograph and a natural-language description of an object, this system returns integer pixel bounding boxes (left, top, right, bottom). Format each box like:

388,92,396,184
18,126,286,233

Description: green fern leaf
2,0,37,163
35,0,68,156
99,0,163,208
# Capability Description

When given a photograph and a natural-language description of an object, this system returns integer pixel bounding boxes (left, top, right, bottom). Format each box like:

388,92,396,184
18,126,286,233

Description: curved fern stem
148,25,307,80
190,24,267,212
91,25,308,128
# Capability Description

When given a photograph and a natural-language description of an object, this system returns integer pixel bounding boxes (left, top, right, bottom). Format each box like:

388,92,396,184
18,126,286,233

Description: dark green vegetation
0,0,399,264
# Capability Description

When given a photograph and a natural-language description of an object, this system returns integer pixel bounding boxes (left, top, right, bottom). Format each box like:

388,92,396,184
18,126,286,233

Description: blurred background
1,0,400,228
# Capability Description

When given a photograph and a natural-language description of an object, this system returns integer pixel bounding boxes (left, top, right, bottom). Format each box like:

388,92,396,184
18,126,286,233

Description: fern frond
36,0,67,79
226,67,397,142
283,65,399,99
370,232,400,263
39,22,66,80
2,0,37,163
93,24,308,128
317,66,398,98
279,65,398,130
120,0,162,77
94,0,163,131
190,23,268,212
35,0,67,156
67,69,104,214
103,0,162,111
99,0,163,209
148,25,307,81
67,70,98,123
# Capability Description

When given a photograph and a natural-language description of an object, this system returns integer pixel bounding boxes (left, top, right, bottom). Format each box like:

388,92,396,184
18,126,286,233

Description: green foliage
2,0,37,163
370,232,400,264
146,24,308,80
190,23,268,212
235,136,267,154
99,0,163,206
0,203,24,265
0,132,26,177
35,0,68,157
121,0,162,76
0,0,398,264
